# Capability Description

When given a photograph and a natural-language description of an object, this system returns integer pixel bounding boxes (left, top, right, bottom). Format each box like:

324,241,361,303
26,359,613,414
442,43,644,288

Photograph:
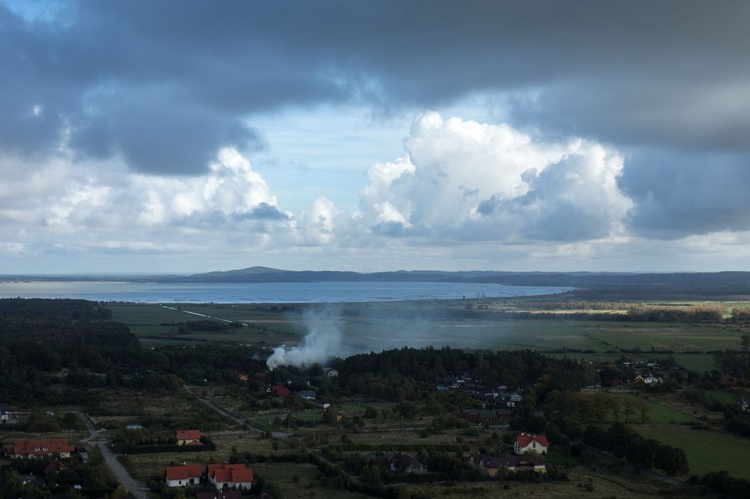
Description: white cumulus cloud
358,112,633,242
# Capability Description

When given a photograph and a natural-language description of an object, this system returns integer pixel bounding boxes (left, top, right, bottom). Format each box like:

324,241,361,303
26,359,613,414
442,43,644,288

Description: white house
165,464,202,487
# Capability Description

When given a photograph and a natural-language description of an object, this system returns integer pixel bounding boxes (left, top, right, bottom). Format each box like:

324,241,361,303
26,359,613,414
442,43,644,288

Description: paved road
80,413,150,499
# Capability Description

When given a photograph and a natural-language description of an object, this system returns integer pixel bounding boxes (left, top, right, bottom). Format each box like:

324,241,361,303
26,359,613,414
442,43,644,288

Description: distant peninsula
2,268,750,299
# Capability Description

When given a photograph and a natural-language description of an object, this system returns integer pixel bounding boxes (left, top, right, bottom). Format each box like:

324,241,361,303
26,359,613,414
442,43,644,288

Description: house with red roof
9,439,75,459
268,385,290,397
513,433,549,455
165,464,203,487
207,463,255,490
176,429,202,446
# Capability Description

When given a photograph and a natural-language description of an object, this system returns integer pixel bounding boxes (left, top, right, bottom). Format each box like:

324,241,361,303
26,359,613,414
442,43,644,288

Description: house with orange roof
165,464,203,487
176,429,202,446
9,439,75,459
513,433,549,455
207,463,255,490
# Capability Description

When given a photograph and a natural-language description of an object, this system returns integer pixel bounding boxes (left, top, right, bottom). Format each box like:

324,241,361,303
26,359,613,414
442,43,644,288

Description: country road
80,412,150,499
183,385,262,433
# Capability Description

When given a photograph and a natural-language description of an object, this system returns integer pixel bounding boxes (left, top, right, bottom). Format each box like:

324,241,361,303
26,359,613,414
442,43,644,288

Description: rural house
513,433,549,455
207,463,255,490
9,439,75,459
388,453,426,474
268,385,290,397
176,429,202,445
165,464,203,487
299,390,317,400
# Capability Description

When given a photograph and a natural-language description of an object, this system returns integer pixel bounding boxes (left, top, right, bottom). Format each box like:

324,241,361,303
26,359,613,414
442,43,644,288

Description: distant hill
178,268,750,299
4,268,750,300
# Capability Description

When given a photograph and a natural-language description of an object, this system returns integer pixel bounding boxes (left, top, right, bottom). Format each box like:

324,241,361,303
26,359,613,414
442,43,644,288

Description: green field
107,302,748,372
636,425,750,479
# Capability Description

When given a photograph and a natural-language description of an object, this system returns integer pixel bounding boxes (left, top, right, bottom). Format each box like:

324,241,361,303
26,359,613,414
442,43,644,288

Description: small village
0,352,720,498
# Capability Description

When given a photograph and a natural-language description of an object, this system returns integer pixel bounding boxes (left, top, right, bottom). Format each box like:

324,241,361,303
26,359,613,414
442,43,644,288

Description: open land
3,290,750,498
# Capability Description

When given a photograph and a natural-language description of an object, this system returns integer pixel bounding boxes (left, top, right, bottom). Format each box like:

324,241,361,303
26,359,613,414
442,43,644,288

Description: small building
9,439,75,459
268,385,290,397
509,390,524,403
388,453,426,474
207,463,255,490
513,433,549,455
176,429,202,446
165,464,203,487
299,390,317,400
0,403,9,421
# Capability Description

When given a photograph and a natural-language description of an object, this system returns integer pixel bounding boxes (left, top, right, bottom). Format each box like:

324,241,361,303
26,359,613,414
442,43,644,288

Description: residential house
634,374,663,385
207,463,255,490
513,433,549,455
299,390,316,400
9,439,75,459
176,429,202,446
509,390,524,403
469,453,546,476
44,458,67,476
268,385,290,397
388,453,426,474
165,464,203,487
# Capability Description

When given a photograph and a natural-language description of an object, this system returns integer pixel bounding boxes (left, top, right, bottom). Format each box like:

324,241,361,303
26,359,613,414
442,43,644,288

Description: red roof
11,439,75,457
269,385,290,397
515,433,549,448
165,464,203,481
208,463,254,484
176,429,202,441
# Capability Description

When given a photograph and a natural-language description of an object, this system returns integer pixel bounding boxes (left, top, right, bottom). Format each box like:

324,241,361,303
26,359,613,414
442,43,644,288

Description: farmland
107,299,750,373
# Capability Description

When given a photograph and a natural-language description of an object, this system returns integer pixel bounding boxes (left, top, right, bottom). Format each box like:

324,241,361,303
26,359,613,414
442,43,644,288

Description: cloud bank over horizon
2,1,750,273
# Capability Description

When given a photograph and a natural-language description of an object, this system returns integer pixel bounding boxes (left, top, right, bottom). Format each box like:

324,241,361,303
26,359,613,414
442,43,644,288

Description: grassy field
643,400,703,424
108,301,748,374
636,425,750,479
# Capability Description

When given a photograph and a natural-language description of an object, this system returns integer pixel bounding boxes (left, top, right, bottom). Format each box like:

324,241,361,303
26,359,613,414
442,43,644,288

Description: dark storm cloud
620,152,750,238
3,0,750,238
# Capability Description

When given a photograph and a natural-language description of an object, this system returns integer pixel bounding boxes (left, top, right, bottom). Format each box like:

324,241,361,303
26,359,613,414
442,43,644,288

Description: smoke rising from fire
266,308,346,370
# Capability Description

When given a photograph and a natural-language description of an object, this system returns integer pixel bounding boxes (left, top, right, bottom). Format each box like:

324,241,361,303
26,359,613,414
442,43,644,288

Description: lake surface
0,280,571,304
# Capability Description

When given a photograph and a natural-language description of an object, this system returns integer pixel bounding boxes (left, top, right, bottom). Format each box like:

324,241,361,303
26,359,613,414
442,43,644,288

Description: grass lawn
643,400,702,424
635,425,750,479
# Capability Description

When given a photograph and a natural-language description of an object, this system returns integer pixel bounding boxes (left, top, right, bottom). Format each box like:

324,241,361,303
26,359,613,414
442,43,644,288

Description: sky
2,0,750,275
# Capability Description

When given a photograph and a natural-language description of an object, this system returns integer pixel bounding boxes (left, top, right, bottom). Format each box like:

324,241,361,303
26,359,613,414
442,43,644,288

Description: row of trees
581,423,689,476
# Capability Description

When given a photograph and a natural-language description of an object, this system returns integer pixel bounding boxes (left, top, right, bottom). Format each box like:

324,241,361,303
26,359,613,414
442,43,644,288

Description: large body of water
0,280,571,304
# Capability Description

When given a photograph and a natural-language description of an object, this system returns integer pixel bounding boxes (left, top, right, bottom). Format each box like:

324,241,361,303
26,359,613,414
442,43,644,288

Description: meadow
107,300,749,373
636,425,750,479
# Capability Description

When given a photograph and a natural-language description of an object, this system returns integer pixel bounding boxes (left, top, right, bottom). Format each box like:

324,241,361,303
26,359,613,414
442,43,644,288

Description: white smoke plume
266,308,344,370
